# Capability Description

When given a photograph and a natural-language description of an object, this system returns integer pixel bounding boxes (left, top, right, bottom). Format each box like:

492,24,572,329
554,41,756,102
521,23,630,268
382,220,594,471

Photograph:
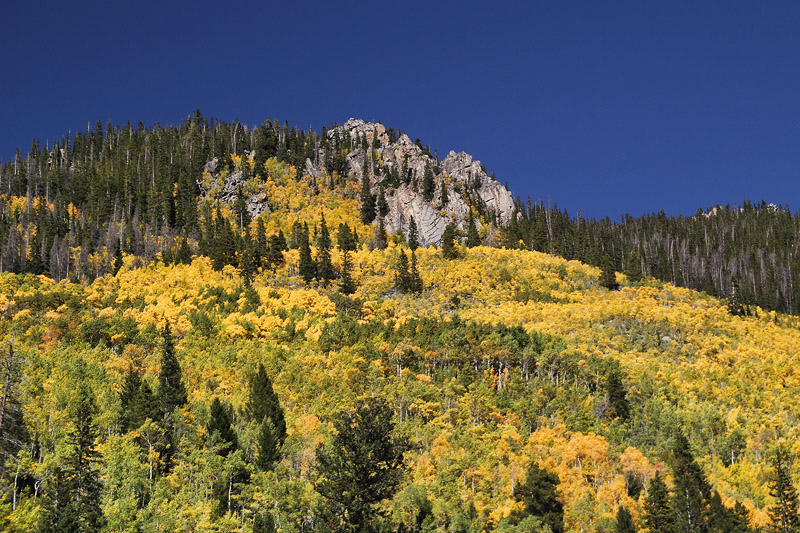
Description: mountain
0,112,797,531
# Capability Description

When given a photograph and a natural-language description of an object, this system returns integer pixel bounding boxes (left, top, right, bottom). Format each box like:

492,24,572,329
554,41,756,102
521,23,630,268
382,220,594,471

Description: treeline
507,199,800,314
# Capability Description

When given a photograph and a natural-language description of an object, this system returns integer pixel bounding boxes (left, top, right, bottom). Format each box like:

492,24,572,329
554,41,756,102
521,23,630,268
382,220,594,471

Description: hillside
0,239,798,531
0,114,799,531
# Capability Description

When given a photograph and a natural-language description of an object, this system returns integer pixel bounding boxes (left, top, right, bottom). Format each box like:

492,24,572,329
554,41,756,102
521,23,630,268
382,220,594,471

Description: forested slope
0,241,798,531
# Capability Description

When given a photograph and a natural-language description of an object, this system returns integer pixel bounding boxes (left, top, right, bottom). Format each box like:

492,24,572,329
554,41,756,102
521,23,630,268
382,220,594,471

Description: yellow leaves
12,309,30,321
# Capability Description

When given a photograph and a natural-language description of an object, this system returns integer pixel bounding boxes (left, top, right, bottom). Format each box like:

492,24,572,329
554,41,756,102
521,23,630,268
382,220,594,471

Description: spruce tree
407,217,420,250
316,214,335,283
605,367,630,421
616,506,636,533
409,251,423,293
422,165,435,201
441,222,459,259
207,397,238,456
466,211,480,248
510,462,564,533
768,450,799,533
298,229,316,283
314,398,408,531
643,472,674,533
266,233,285,270
600,254,620,290
337,223,357,295
0,343,26,479
119,366,143,433
42,360,105,532
671,432,710,533
360,176,376,224
396,249,411,292
377,187,389,218
159,322,187,417
246,363,286,471
253,512,276,533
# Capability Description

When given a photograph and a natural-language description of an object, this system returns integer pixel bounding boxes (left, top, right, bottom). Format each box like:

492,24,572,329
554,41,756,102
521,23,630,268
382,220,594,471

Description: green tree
643,472,674,533
395,249,411,292
407,217,420,251
41,361,105,532
600,254,619,290
360,176,376,224
671,432,710,533
377,187,389,218
466,211,480,248
409,251,423,293
158,322,187,417
605,367,630,421
616,506,636,533
253,512,276,533
338,223,358,295
441,222,459,259
316,214,336,283
314,398,409,532
298,228,316,283
208,398,238,456
768,450,799,533
246,364,286,471
509,462,564,533
422,165,435,201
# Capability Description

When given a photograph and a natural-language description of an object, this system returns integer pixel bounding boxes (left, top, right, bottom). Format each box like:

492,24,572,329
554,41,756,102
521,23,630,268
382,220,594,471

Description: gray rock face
198,157,270,220
315,119,515,246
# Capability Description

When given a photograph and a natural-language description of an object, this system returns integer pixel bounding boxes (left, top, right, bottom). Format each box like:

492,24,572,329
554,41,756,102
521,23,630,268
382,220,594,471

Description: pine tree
360,176,376,224
119,366,143,433
42,360,105,532
396,249,411,292
176,237,192,265
314,398,409,531
616,506,636,533
159,322,187,417
601,253,620,290
298,228,316,283
465,211,480,248
316,214,335,283
0,343,26,480
266,233,285,270
246,364,286,471
338,223,357,295
643,472,674,533
769,450,800,533
671,432,710,533
253,512,276,533
207,397,238,456
441,222,459,259
509,462,564,533
377,187,389,218
407,217,420,251
409,250,423,293
605,367,630,421
422,165,435,201
234,186,250,230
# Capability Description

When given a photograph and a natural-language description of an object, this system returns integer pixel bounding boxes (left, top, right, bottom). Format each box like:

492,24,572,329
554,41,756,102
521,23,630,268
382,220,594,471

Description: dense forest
1,113,800,531
1,112,799,316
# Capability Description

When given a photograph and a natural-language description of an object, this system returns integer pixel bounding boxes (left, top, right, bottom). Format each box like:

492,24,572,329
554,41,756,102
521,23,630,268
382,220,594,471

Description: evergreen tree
707,491,751,533
465,211,480,248
338,223,357,295
407,217,420,251
671,432,711,533
360,176,376,224
616,506,636,533
377,187,389,218
601,253,620,290
42,361,105,532
440,182,449,206
396,249,411,292
422,165,435,201
314,398,409,532
509,461,564,533
768,450,799,533
441,222,459,259
112,247,123,275
246,364,286,471
298,228,316,283
266,233,285,270
409,251,423,293
643,472,674,533
234,186,250,230
0,343,26,480
207,397,238,456
605,367,630,421
316,214,335,283
119,366,143,433
158,322,187,417
253,512,276,533
176,237,192,265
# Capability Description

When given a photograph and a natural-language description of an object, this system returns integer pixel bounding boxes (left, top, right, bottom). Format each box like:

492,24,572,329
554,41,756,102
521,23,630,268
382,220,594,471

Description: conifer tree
315,214,335,283
422,165,435,201
407,217,420,251
0,343,26,479
409,251,423,293
509,462,564,533
159,322,187,417
605,367,630,421
600,254,620,290
42,360,105,532
643,472,674,533
671,432,710,533
616,506,636,533
298,229,316,283
360,176,376,224
396,249,411,292
466,211,480,248
266,233,285,270
246,364,286,471
769,450,799,533
253,512,276,533
176,237,192,265
338,223,357,295
314,398,408,531
207,398,238,456
441,222,459,259
377,187,389,218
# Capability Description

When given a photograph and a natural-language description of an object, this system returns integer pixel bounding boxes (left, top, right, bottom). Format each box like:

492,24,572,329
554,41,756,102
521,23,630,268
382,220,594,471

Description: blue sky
2,1,799,219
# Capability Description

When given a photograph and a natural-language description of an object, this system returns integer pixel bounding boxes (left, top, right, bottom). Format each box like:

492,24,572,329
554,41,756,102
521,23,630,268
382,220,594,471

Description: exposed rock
198,167,270,220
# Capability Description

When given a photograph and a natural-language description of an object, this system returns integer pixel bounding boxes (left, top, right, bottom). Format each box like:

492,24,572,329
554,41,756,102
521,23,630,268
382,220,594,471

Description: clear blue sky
2,1,799,220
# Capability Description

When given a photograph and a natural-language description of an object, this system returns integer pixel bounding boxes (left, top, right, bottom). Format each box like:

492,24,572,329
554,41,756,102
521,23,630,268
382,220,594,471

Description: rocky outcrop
311,119,515,246
198,155,270,220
